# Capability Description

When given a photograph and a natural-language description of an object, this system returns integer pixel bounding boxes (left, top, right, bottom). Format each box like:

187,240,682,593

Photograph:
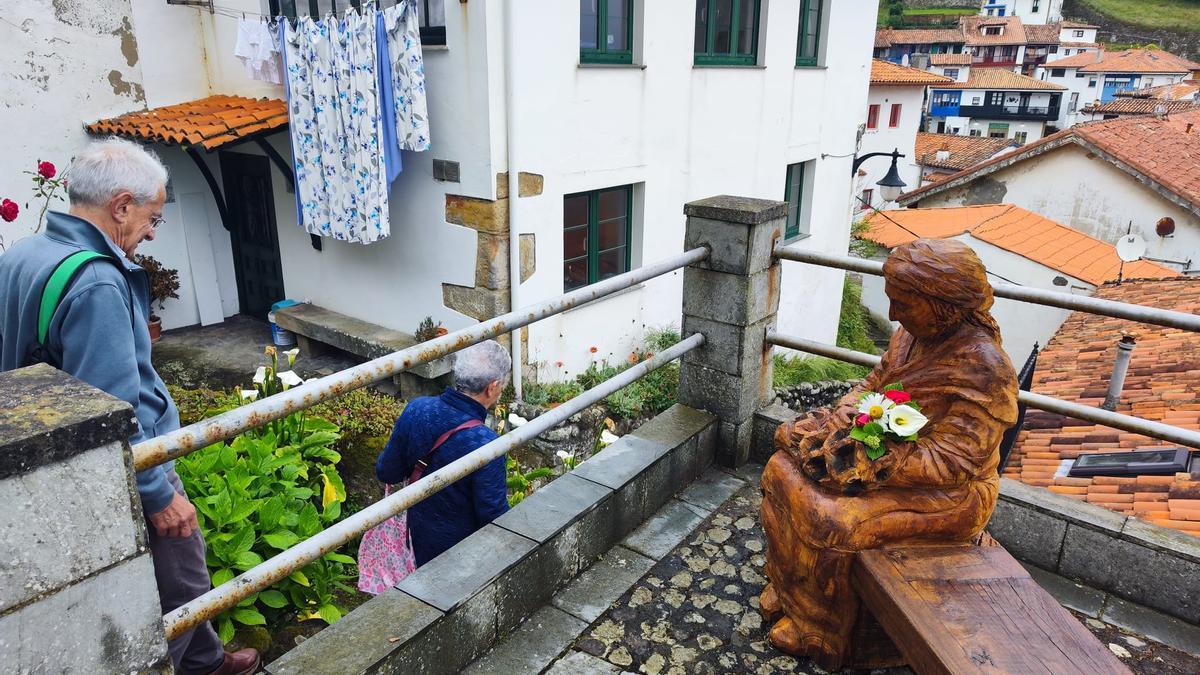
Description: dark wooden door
220,152,285,319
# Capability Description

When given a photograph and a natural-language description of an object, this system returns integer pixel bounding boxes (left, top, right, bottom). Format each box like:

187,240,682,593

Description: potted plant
133,253,180,343
414,316,447,342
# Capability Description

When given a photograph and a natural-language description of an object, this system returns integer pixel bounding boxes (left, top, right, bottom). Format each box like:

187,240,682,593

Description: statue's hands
816,429,875,494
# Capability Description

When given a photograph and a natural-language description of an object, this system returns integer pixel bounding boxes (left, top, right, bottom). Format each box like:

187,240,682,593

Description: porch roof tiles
85,95,287,150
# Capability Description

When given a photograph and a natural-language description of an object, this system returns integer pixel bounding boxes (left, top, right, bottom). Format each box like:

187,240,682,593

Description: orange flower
643,352,653,360
628,353,639,364
589,346,598,353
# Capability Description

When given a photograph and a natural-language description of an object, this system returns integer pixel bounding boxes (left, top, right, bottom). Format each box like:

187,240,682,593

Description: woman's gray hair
453,340,512,394
67,137,169,207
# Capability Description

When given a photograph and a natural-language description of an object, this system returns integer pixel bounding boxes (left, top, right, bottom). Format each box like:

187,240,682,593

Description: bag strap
37,250,114,345
408,419,484,483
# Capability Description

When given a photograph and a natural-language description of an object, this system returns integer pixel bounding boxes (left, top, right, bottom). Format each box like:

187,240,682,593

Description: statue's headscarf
882,238,1001,339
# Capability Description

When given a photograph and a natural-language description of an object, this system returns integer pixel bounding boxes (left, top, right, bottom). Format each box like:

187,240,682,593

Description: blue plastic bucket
269,299,300,347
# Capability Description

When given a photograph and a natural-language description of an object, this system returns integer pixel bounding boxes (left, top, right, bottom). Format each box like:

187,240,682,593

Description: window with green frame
694,0,760,66
783,162,808,239
563,186,633,291
581,0,634,64
796,0,822,67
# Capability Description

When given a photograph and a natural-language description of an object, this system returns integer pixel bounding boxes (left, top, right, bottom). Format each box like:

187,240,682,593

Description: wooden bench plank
853,545,1131,675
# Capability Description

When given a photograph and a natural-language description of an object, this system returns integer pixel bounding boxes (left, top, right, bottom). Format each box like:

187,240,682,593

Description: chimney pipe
1102,335,1137,411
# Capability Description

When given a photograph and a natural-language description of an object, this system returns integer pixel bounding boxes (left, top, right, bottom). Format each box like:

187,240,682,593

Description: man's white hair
453,340,512,394
67,137,169,207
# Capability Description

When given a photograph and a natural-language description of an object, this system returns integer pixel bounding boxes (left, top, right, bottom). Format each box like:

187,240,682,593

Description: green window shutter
694,0,760,66
796,0,822,67
581,0,634,64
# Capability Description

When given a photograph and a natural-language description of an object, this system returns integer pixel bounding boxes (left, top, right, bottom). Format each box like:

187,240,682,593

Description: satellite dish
1116,233,1147,262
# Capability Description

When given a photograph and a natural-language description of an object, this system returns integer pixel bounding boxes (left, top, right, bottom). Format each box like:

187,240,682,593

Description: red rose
0,199,18,222
855,413,871,427
884,389,911,404
37,162,56,179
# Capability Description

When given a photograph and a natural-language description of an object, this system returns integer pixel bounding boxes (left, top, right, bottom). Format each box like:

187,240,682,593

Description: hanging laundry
375,9,402,184
235,18,284,85
283,9,390,244
382,1,431,151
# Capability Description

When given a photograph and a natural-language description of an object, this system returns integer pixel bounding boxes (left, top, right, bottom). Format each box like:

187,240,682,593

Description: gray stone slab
1022,563,1106,617
573,434,672,491
0,363,136,479
1102,595,1200,657
622,498,710,560
0,553,168,675
716,417,756,468
397,524,536,612
987,498,1068,572
464,605,587,675
681,314,773,377
1,441,142,612
1120,517,1200,565
683,195,788,225
393,586,500,675
679,360,772,422
494,473,612,544
999,477,1127,534
752,405,796,463
1059,522,1200,625
721,461,765,487
266,589,443,675
681,264,780,327
627,404,715,448
545,650,634,675
551,546,656,623
496,533,573,635
683,213,783,276
678,467,747,512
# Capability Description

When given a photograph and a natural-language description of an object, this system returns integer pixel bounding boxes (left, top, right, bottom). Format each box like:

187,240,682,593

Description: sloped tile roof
870,59,953,85
862,204,1179,284
915,132,1018,170
1115,79,1200,101
86,95,288,150
1006,277,1200,537
1084,97,1200,117
900,109,1200,215
1024,24,1062,44
935,67,1066,90
961,15,1028,46
1060,20,1099,29
1051,48,1200,73
930,53,974,66
875,27,966,46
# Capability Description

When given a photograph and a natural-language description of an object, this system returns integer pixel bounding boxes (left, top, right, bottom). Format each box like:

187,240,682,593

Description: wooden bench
852,543,1131,675
272,303,453,397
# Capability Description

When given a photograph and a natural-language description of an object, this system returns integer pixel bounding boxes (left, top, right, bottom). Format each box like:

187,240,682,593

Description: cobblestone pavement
564,482,1200,675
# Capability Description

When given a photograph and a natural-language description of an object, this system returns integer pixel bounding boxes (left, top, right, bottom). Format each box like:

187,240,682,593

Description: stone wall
1064,0,1200,60
774,379,861,413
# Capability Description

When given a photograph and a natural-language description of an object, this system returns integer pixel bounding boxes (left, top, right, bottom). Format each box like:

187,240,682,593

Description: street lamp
850,148,908,203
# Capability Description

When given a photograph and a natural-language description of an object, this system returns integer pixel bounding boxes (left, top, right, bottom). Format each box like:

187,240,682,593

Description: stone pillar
0,364,170,673
679,196,784,467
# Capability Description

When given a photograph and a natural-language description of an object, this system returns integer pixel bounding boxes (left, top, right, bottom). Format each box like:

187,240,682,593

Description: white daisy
857,393,895,421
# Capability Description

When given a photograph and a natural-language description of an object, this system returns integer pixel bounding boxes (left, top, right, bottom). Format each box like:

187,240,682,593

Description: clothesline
208,0,406,24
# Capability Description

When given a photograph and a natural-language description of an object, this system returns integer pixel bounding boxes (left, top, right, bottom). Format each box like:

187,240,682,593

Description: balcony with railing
959,102,1061,120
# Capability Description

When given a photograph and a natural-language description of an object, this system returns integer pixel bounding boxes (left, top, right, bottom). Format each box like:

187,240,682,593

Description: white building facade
979,0,1063,24
926,68,1065,143
1,0,875,382
1037,48,1200,129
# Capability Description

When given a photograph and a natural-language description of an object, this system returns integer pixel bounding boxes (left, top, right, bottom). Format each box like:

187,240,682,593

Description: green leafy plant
133,253,181,320
414,316,443,342
505,456,553,506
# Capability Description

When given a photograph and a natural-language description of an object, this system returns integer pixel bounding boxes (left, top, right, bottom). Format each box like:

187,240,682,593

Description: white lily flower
885,404,928,437
600,430,620,445
238,389,259,402
508,413,528,428
252,366,267,385
857,393,894,421
284,348,300,366
277,370,304,388
556,450,573,461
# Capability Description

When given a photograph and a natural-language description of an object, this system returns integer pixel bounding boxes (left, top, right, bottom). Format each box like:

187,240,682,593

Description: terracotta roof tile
930,53,974,66
875,27,966,47
1084,97,1200,117
961,15,1028,46
85,95,287,151
936,67,1065,90
1051,48,1200,73
1024,24,1061,44
870,59,953,86
863,204,1179,285
1005,277,1200,538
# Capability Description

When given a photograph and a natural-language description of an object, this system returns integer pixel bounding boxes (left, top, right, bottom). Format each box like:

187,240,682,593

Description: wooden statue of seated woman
759,238,1019,671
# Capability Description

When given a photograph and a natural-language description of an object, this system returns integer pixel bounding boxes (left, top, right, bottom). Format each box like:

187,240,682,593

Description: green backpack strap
37,250,113,346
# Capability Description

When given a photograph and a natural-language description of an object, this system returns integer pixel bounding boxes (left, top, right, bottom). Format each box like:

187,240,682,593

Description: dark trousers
148,468,225,675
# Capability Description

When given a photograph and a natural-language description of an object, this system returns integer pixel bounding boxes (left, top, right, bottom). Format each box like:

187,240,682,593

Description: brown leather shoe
208,648,261,675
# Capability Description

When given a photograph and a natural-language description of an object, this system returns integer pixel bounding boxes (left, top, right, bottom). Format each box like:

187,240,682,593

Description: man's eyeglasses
150,216,165,229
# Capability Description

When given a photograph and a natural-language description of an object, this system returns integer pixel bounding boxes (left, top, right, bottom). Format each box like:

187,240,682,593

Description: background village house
0,0,875,385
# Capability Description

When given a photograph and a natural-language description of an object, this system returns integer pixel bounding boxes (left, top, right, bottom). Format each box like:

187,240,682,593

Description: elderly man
376,340,512,566
0,139,259,675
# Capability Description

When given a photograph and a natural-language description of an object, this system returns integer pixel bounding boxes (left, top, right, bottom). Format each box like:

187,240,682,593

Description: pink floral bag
357,419,483,594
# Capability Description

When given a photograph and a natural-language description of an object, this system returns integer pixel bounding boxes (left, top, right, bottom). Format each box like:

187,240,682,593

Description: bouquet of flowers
850,383,928,460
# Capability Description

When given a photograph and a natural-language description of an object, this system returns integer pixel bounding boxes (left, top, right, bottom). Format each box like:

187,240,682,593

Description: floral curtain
382,2,431,152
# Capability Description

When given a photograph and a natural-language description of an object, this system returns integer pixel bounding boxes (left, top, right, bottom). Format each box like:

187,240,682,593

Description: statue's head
882,238,999,340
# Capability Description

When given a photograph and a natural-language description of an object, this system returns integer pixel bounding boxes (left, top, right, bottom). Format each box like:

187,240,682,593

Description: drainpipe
1102,334,1137,411
504,0,523,400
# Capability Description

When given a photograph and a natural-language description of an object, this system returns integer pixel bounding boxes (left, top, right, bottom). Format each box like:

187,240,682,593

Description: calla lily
600,430,620,446
284,348,300,366
278,370,304,388
238,389,259,402
885,404,928,437
252,366,267,385
556,450,573,461
857,393,894,420
508,412,529,428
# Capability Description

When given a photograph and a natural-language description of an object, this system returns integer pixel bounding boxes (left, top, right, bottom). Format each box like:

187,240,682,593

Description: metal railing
154,247,709,639
772,245,1200,451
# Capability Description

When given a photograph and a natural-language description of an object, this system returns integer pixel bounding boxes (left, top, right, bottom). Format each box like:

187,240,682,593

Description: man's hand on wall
148,492,199,538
